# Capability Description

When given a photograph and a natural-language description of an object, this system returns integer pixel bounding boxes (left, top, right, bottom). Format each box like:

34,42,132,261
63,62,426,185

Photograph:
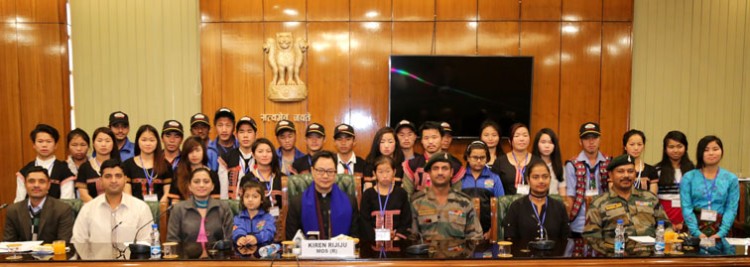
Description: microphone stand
0,203,8,209
406,231,429,255
129,205,173,254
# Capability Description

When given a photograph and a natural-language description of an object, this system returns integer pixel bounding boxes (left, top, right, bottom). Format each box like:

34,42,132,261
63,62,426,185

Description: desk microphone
212,220,232,251
406,232,429,255
528,216,555,250
0,203,8,209
129,205,173,254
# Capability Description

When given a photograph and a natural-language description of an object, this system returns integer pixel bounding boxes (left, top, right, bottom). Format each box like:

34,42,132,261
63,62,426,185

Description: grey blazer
166,198,233,243
3,197,74,243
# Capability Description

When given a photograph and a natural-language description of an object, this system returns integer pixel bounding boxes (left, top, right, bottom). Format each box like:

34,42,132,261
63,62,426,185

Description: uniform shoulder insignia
604,202,623,211
452,190,472,200
411,191,427,201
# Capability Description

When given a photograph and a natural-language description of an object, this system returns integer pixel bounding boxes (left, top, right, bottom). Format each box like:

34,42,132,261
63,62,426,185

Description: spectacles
313,168,336,177
469,156,487,161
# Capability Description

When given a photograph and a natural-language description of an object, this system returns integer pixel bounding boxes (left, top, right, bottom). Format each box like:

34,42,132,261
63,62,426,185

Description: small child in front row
233,181,276,247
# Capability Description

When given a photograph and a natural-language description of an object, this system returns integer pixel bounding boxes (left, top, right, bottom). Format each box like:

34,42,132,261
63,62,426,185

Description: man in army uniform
411,152,483,241
583,154,672,255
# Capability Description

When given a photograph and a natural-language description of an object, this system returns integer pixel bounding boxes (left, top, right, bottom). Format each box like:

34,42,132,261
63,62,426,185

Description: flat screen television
389,55,534,139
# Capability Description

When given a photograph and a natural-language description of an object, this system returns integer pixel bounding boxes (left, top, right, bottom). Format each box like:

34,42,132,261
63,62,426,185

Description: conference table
2,238,750,266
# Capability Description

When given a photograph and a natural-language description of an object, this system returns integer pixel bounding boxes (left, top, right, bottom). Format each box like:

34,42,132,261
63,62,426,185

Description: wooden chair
495,194,564,241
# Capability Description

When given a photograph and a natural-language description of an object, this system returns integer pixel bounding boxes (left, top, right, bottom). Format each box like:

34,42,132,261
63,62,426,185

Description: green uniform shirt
410,187,483,241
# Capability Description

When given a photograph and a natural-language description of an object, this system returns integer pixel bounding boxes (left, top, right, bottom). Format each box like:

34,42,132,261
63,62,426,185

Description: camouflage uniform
410,187,483,241
583,188,672,255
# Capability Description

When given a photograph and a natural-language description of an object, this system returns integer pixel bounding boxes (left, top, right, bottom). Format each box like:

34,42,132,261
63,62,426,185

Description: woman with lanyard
655,131,694,232
218,116,257,200
238,138,285,216
492,123,542,195
167,167,233,248
502,161,569,242
76,127,120,202
680,135,739,255
66,128,90,176
532,128,566,195
622,129,658,194
360,155,411,241
480,120,502,166
168,136,220,203
458,141,504,240
364,127,405,190
122,125,173,203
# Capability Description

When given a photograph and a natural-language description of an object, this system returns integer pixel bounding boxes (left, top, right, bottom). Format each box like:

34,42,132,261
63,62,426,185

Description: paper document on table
0,241,44,252
628,236,655,244
725,238,750,246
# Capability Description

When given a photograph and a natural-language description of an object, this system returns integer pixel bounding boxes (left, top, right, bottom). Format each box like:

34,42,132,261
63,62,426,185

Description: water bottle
614,219,625,256
259,243,281,258
654,220,665,255
150,224,161,259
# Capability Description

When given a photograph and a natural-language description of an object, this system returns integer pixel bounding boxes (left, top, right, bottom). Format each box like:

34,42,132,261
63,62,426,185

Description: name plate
299,240,355,259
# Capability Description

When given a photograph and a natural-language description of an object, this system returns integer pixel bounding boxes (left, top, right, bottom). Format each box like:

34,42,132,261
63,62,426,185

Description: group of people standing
3,108,740,257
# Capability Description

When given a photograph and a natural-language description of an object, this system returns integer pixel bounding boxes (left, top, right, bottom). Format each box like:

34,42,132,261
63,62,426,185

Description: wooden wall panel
199,0,220,22
603,0,633,21
600,22,631,156
0,22,23,228
221,0,263,22
308,0,349,21
351,0,392,21
520,22,561,138
521,0,562,21
562,0,602,21
392,22,434,54
350,22,391,155
435,22,477,54
0,0,16,23
393,0,434,21
17,0,64,23
478,22,519,55
200,23,222,128
559,22,602,158
306,22,351,152
478,0,519,21
263,0,305,21
437,0,477,21
220,23,266,134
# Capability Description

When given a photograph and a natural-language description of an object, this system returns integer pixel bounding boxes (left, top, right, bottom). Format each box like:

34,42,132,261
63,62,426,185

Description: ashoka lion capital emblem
264,32,308,102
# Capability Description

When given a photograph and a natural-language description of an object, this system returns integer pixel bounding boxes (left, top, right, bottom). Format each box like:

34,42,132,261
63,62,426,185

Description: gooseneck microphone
0,203,8,209
129,205,173,254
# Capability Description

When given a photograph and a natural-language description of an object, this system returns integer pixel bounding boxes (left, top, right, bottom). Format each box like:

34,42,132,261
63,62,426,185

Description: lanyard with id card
375,185,393,241
513,152,530,195
700,175,719,222
259,171,280,217
140,157,158,202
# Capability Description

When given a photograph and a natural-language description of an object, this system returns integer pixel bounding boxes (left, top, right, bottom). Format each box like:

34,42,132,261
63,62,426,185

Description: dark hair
92,127,121,162
464,141,490,163
239,180,271,213
622,129,646,154
480,119,502,139
419,121,444,137
100,159,123,173
366,127,405,167
372,155,397,173
134,125,167,175
523,160,550,183
189,167,213,184
30,124,60,143
177,136,208,198
67,128,90,147
508,123,529,144
252,138,282,177
656,131,695,186
311,150,336,167
25,166,50,179
532,128,564,182
695,135,723,169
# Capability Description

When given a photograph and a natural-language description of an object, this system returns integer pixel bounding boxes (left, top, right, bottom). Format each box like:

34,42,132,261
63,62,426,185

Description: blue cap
617,219,623,224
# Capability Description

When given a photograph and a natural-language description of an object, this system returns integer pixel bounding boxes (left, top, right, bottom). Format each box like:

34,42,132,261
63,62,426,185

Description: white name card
299,240,355,259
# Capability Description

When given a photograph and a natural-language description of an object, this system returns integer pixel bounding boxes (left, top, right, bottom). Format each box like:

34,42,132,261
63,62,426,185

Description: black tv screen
389,55,534,138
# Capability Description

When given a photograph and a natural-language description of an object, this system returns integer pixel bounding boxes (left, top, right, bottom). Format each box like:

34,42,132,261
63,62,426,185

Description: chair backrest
59,198,83,220
285,173,359,200
222,199,241,216
495,194,564,240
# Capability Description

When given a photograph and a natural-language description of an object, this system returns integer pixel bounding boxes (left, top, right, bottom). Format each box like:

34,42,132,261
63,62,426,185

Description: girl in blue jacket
233,180,276,247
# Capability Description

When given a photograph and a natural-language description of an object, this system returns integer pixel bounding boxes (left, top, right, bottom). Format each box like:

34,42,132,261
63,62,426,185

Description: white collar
338,152,357,164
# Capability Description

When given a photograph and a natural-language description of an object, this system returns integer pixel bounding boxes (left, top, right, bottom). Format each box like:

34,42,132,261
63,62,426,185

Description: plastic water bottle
150,224,161,259
259,243,281,258
654,220,665,255
614,219,625,256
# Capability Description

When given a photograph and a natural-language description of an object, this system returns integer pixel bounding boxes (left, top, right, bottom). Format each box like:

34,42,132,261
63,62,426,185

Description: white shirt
71,193,153,243
336,152,357,174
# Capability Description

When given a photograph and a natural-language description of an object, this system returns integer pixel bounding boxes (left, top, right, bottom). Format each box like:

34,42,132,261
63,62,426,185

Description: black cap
190,113,210,128
394,119,417,133
214,107,236,123
275,120,296,136
425,152,452,170
579,122,601,138
440,122,453,134
334,124,355,138
236,116,258,132
607,154,635,171
162,120,184,136
306,123,325,137
109,111,129,126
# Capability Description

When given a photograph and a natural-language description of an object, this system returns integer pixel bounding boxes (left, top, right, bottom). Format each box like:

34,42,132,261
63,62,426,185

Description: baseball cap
334,124,355,138
306,123,325,137
441,122,453,134
236,116,258,132
394,119,417,133
162,120,184,136
214,107,236,124
109,111,129,126
579,122,601,138
190,113,210,128
275,120,296,136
